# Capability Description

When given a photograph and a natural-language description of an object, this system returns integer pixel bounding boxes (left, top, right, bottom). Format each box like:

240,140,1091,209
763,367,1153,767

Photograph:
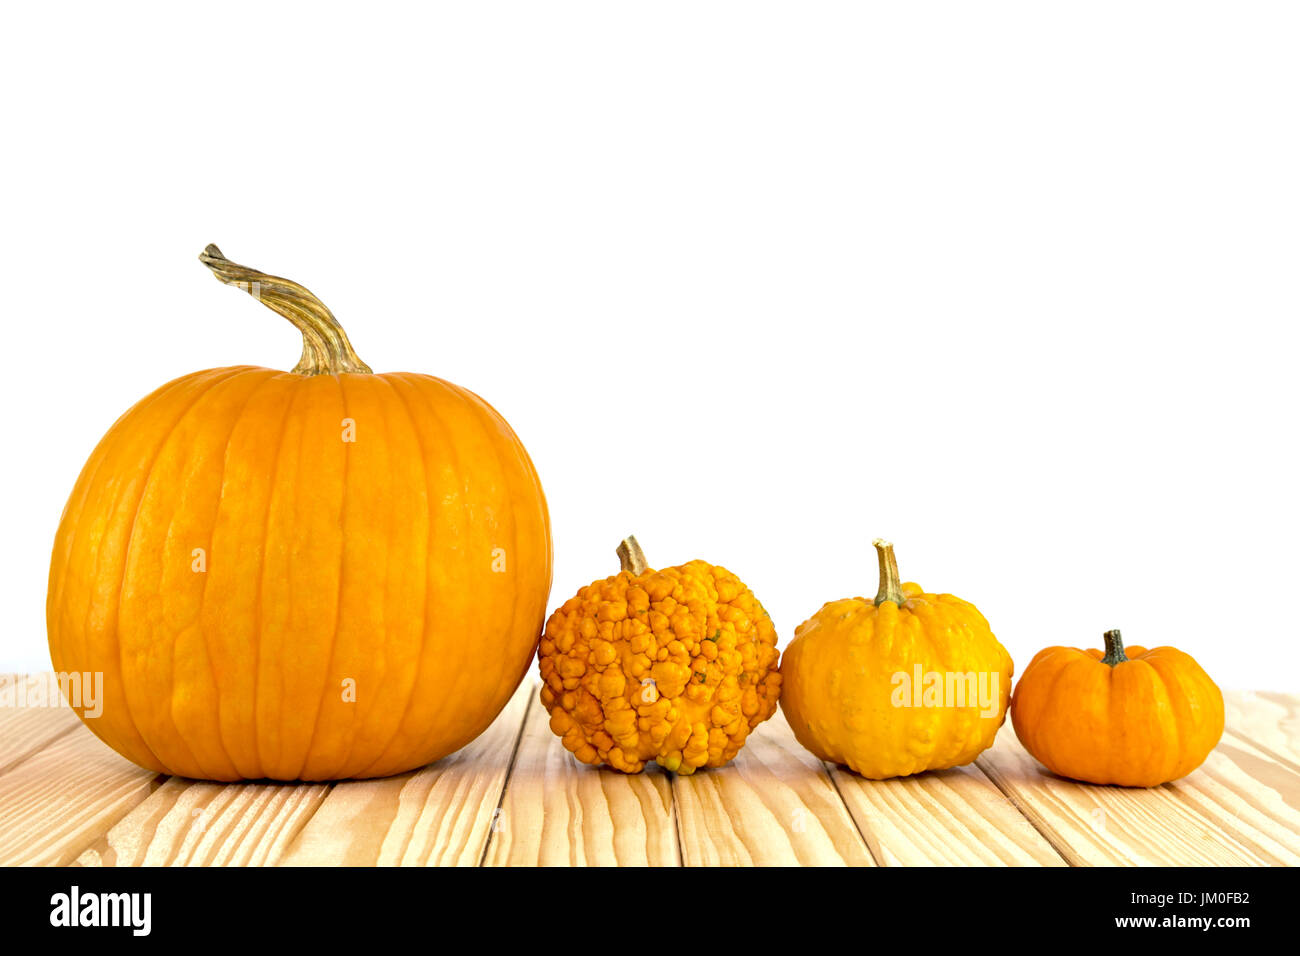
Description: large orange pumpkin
46,245,552,781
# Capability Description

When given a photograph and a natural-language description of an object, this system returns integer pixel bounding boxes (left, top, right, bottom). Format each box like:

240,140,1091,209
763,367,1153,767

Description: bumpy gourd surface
538,561,782,774
780,584,1013,779
1010,645,1224,787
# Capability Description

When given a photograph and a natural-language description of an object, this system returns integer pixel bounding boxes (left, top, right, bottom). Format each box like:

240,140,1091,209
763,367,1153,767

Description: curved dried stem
199,244,372,376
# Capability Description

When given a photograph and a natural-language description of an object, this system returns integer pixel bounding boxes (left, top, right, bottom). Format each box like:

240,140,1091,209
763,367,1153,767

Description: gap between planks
427,694,1063,866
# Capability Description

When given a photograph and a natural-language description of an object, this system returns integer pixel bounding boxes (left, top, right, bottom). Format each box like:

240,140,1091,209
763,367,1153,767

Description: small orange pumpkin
47,246,552,781
1010,629,1224,787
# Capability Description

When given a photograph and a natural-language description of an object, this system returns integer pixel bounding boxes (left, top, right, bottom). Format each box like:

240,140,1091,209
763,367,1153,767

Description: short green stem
1101,629,1128,667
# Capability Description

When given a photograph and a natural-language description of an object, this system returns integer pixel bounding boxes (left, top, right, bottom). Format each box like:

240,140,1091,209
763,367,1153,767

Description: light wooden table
1,676,1296,866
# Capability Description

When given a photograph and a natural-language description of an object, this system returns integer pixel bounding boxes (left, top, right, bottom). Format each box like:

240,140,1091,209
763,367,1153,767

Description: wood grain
0,717,161,866
1162,729,1300,866
1225,690,1300,767
976,728,1283,866
673,712,874,866
76,778,328,866
1,677,1297,868
830,756,1066,866
277,679,533,866
482,688,679,866
0,674,85,774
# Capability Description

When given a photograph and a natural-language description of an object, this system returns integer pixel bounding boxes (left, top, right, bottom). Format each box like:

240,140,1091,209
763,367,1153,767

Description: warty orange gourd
46,245,552,781
537,536,781,774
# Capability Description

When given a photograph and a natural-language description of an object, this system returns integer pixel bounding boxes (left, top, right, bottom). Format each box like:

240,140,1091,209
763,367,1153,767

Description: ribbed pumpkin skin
47,365,552,781
1010,644,1223,787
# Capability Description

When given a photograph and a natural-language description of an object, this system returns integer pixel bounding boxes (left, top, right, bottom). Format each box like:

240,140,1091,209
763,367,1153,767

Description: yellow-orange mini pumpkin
537,536,781,774
780,539,1013,779
1010,629,1224,787
46,246,552,781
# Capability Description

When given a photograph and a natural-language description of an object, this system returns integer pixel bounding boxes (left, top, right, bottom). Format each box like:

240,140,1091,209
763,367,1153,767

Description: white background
1,2,1296,689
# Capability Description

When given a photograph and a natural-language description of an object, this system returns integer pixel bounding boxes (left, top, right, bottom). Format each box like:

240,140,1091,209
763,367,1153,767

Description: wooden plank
482,690,679,866
0,724,162,866
976,728,1279,866
3,679,1295,869
1160,731,1300,866
277,679,534,866
0,704,83,775
76,778,330,867
829,758,1066,866
1224,691,1300,767
673,712,874,866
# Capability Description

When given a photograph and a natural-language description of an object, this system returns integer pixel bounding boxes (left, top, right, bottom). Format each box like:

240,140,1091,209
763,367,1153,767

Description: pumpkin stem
199,244,373,376
1101,629,1128,667
616,535,649,575
872,538,906,607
